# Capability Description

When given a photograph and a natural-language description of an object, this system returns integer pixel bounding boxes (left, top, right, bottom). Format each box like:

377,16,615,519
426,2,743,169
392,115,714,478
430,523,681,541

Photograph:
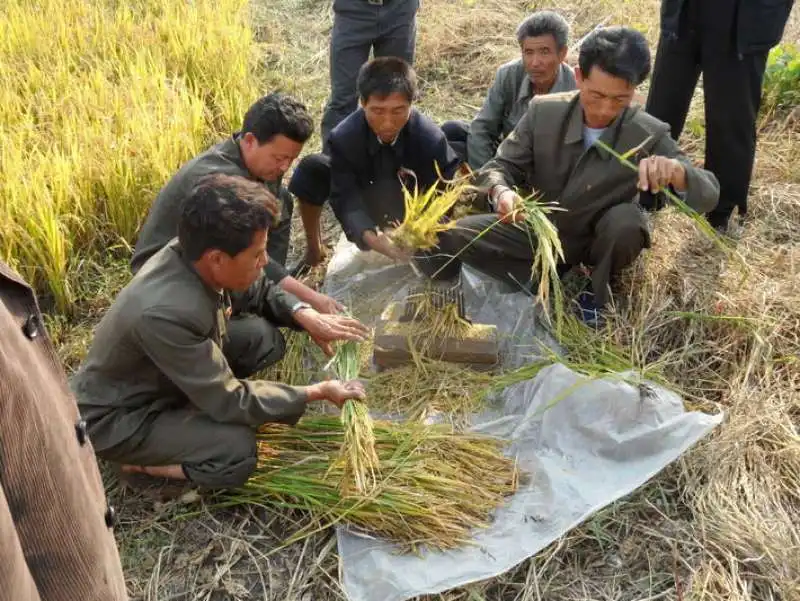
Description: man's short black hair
516,10,570,49
357,57,418,104
179,174,275,261
241,92,313,145
578,26,651,86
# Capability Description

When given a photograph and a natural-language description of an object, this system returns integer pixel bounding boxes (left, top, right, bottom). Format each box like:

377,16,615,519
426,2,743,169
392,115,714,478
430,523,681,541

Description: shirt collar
518,62,571,102
366,112,410,157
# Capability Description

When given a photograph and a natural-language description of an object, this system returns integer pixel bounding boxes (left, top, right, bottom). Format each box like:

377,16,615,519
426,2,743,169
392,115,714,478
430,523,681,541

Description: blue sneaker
575,287,606,329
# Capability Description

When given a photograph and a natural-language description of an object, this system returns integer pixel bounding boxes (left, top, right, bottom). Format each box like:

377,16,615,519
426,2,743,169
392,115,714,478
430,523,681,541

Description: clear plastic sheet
321,235,723,601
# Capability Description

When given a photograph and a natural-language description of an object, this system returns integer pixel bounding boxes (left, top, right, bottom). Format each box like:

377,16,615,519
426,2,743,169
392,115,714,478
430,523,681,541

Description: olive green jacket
72,240,310,453
467,60,576,170
477,91,720,263
131,135,294,284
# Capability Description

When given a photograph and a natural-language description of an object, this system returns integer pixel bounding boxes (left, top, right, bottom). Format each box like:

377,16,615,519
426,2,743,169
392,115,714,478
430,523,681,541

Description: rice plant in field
0,0,260,310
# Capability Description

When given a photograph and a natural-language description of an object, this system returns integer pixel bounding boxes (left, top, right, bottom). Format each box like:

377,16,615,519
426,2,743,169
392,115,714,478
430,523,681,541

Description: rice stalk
391,172,476,252
223,415,520,553
594,138,745,268
331,341,379,496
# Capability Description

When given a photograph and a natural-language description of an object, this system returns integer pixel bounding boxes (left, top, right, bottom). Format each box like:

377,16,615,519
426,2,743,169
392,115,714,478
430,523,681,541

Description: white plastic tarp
321,236,724,601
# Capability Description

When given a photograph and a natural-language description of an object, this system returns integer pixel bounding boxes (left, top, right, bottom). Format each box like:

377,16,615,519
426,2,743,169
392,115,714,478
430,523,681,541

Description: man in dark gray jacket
646,0,794,232
442,11,577,170
73,174,367,489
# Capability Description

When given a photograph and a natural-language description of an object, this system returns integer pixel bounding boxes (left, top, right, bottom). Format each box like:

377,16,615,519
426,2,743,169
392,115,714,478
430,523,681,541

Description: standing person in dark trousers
646,0,794,232
442,11,577,170
320,0,419,146
291,57,461,268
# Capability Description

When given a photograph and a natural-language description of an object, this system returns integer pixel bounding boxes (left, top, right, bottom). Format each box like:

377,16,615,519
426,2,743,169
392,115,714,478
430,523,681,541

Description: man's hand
306,379,366,408
308,291,345,315
494,188,525,223
638,155,687,193
292,308,369,356
362,230,412,263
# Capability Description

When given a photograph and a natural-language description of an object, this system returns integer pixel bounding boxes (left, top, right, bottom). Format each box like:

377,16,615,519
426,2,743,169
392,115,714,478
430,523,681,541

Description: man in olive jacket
646,0,794,232
72,174,367,489
417,27,720,326
1,260,127,600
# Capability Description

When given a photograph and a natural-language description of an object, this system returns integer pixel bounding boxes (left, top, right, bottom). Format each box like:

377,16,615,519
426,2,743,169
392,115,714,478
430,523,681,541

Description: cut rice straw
593,138,746,269
221,416,520,554
391,168,475,252
330,341,379,496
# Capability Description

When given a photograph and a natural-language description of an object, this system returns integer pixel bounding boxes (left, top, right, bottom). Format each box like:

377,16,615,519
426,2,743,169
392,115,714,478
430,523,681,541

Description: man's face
362,92,412,144
242,133,303,182
209,229,269,291
521,34,567,91
575,66,636,129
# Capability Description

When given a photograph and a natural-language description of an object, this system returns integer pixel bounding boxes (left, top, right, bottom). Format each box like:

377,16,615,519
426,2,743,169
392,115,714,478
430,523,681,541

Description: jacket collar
170,239,225,304
517,62,574,103
563,93,635,161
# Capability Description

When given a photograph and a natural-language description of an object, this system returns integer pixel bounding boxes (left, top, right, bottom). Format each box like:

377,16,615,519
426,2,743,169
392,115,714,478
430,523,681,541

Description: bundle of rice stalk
330,341,379,496
227,416,520,553
511,194,567,332
593,138,744,266
391,173,475,252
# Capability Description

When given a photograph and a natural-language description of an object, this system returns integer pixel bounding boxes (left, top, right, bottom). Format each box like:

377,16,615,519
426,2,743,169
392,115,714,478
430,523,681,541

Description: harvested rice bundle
330,341,379,496
391,175,475,251
230,416,520,553
509,194,567,331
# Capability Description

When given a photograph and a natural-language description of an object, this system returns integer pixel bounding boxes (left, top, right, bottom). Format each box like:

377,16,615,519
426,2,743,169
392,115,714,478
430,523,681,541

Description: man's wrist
489,185,510,209
291,301,313,315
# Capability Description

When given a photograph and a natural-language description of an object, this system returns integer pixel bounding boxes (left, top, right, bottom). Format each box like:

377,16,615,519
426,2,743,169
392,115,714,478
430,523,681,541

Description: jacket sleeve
135,312,309,426
475,100,536,195
232,273,301,329
652,131,720,214
467,68,507,170
328,137,377,250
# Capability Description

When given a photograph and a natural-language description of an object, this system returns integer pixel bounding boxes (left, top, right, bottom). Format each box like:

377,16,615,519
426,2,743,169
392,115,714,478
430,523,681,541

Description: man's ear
558,46,568,63
574,66,584,84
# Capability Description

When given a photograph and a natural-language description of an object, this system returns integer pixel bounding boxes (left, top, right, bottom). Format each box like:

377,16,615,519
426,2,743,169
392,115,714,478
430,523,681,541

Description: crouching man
417,27,720,326
71,174,368,489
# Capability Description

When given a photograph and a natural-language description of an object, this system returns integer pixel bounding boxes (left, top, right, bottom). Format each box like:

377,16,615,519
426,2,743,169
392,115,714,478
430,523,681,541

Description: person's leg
701,48,768,229
415,214,538,290
320,2,375,146
588,203,649,307
288,153,332,268
374,0,418,64
441,120,470,164
101,409,258,489
644,34,702,142
222,314,286,379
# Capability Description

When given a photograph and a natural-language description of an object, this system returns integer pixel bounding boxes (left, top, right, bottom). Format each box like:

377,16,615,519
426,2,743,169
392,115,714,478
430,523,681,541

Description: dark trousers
321,0,418,146
646,3,768,227
441,120,470,164
415,203,649,307
222,314,287,379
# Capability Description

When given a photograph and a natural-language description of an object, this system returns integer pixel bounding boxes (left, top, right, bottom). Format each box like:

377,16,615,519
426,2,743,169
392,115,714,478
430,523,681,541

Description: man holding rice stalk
72,174,368,491
289,56,462,268
132,92,345,316
441,10,577,170
417,27,721,327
